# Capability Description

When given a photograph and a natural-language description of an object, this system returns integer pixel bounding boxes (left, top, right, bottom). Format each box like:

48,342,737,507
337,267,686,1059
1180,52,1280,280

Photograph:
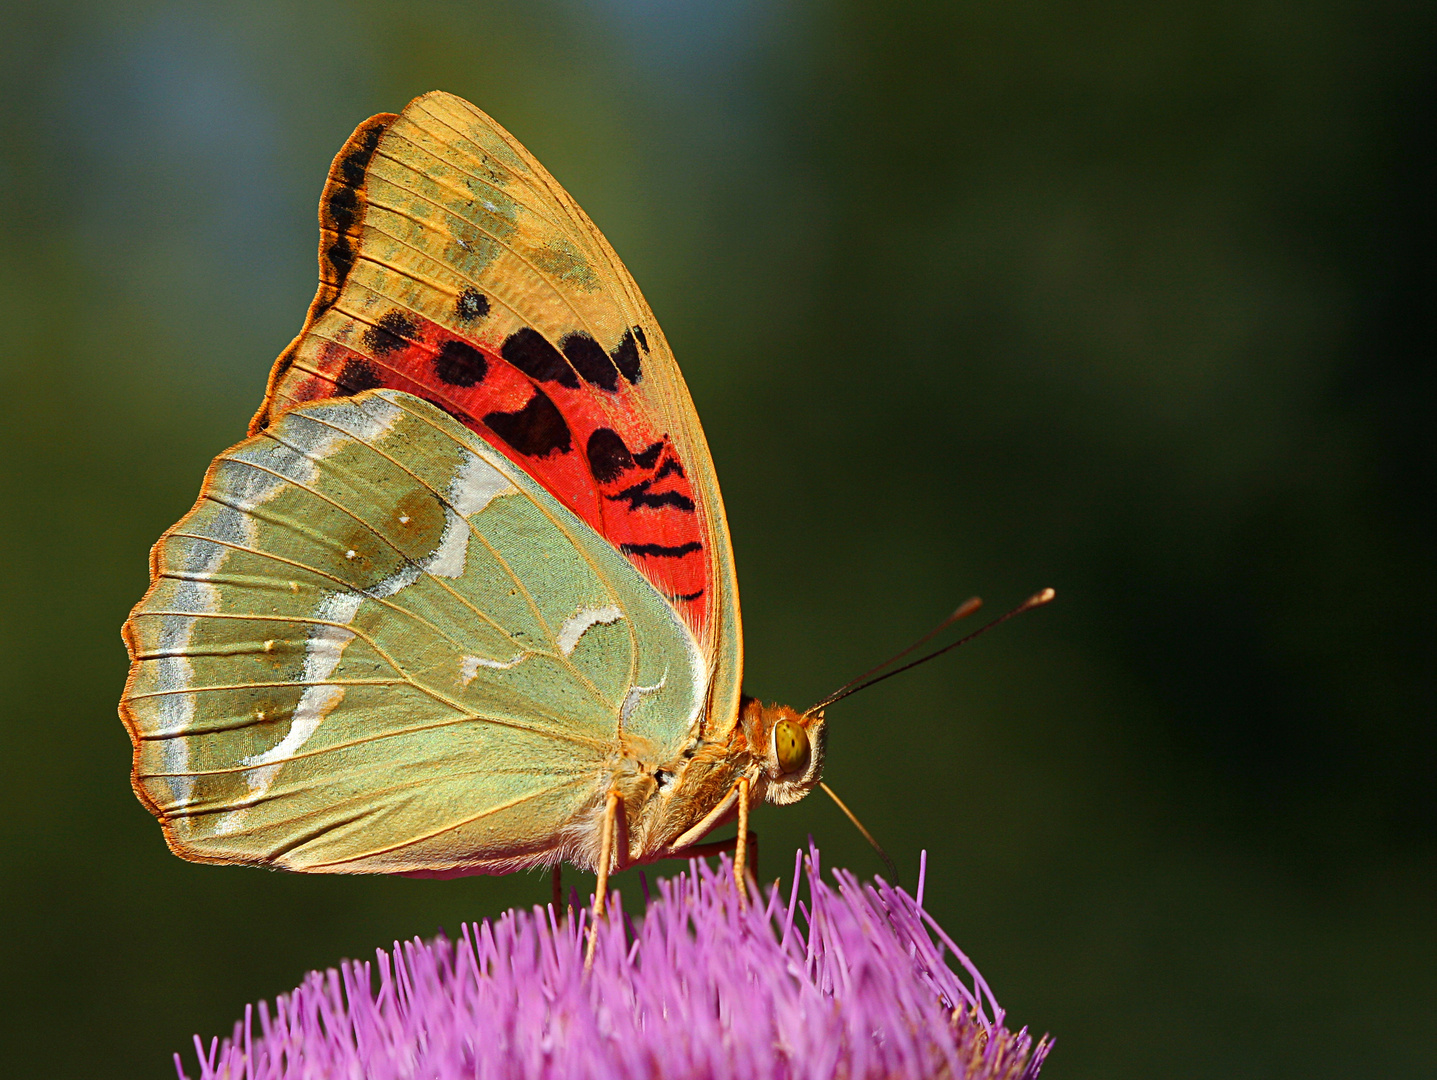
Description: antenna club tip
1026,587,1056,608
952,596,983,620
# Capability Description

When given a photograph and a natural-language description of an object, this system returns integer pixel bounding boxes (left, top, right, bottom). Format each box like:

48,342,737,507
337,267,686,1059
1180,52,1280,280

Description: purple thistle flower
178,847,1051,1080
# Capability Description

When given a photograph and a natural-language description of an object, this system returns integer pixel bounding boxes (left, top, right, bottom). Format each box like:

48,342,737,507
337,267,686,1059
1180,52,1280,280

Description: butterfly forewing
123,391,707,874
253,93,741,730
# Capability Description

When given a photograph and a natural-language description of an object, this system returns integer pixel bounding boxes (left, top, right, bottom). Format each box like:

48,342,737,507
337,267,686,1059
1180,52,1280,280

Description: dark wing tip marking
325,238,356,286
336,120,387,189
315,113,393,316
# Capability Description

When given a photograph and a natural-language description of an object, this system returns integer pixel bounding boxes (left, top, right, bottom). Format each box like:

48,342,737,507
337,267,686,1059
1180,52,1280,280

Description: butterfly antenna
803,597,984,718
819,781,899,885
813,588,1056,712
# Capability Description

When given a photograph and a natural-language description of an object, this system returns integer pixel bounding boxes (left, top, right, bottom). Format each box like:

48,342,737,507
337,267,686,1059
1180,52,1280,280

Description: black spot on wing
587,428,634,484
483,387,571,457
562,331,620,391
363,310,419,356
605,479,695,512
612,327,644,384
335,357,383,396
456,288,490,323
501,327,578,388
434,340,488,387
654,458,685,481
673,589,704,603
632,442,663,470
619,541,702,558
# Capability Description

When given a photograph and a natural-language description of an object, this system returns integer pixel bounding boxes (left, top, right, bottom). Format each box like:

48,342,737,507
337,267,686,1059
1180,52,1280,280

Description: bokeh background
1,2,1433,1076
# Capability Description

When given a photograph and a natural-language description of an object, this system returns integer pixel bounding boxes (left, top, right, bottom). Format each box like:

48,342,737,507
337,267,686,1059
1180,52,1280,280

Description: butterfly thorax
599,698,827,869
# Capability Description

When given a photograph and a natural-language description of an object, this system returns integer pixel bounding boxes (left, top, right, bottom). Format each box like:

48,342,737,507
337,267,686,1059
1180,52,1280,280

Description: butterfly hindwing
253,93,740,730
122,391,707,874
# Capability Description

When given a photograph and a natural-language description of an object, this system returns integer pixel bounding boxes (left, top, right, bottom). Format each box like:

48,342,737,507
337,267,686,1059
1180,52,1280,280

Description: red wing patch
261,309,709,628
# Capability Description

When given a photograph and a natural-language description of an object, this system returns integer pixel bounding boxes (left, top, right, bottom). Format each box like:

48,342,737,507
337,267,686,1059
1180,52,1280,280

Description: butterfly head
742,698,827,806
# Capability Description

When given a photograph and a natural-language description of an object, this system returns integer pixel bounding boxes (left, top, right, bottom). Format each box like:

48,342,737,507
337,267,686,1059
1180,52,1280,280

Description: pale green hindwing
123,390,707,874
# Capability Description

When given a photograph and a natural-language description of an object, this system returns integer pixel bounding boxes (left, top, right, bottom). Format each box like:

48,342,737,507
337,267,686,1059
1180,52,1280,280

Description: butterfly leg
586,789,622,969
593,789,621,919
550,864,562,915
733,777,751,904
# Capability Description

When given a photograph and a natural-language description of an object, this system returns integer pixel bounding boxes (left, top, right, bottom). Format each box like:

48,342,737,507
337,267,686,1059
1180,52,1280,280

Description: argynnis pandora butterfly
120,92,831,906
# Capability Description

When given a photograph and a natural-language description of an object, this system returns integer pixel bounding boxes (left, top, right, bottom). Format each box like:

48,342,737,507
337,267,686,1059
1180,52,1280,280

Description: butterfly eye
773,719,810,775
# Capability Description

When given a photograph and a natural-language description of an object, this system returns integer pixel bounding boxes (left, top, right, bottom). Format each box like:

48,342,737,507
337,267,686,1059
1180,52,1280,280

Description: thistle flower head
179,847,1050,1079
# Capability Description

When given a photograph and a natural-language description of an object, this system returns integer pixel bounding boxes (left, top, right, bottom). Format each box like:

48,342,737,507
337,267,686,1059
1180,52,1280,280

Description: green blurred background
1,1,1432,1076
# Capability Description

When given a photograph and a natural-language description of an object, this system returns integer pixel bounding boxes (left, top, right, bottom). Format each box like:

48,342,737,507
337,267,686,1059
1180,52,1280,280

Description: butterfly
119,91,828,907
